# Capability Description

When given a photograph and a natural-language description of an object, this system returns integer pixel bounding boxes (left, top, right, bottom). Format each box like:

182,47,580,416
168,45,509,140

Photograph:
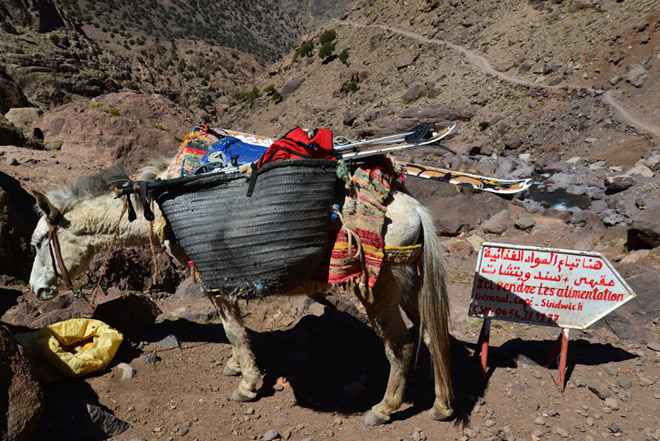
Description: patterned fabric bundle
166,128,220,178
312,156,403,289
166,126,268,178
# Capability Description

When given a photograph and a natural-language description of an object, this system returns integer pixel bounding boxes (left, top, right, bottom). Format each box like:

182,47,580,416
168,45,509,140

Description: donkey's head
29,164,132,300
29,190,83,300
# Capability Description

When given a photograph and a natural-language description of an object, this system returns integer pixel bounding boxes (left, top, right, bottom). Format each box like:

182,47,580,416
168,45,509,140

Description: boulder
502,134,523,150
447,239,472,257
427,192,508,236
626,205,660,249
625,65,648,88
395,53,418,69
627,164,654,178
8,294,93,330
402,84,425,104
400,104,479,123
600,263,660,342
0,325,45,441
514,216,536,231
35,92,193,173
94,291,162,341
0,115,27,147
482,209,516,235
4,108,42,130
604,176,635,194
0,67,29,115
0,172,39,280
281,78,303,98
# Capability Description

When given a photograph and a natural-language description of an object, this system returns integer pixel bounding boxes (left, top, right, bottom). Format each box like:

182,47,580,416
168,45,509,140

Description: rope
148,198,159,285
90,196,129,308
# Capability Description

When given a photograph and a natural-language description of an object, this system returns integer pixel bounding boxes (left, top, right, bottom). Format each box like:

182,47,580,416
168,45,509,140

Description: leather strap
46,205,74,290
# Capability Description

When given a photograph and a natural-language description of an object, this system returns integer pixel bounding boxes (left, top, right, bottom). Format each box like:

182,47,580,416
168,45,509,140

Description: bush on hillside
318,42,334,59
338,49,349,64
294,40,314,60
319,29,336,45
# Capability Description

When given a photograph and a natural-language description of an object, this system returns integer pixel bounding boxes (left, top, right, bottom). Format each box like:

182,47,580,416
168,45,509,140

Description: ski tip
433,122,457,138
520,179,534,191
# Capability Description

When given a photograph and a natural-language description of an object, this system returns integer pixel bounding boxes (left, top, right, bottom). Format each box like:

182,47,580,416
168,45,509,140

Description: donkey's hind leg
400,293,454,421
209,295,264,401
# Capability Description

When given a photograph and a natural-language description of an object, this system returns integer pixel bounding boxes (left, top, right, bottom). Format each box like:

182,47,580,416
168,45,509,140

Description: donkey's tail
416,200,454,416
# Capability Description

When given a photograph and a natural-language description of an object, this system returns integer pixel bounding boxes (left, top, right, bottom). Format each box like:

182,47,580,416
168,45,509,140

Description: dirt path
336,20,660,142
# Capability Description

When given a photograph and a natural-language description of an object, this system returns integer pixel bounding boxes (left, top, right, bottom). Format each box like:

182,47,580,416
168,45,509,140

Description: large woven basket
154,159,338,298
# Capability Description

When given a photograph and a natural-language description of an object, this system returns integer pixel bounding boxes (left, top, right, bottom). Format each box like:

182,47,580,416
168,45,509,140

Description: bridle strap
45,205,79,295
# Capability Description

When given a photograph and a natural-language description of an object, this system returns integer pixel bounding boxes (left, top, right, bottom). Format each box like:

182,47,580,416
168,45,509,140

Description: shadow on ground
29,299,637,436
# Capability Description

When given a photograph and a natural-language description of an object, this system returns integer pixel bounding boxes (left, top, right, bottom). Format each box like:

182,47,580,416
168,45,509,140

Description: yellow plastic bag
16,318,123,380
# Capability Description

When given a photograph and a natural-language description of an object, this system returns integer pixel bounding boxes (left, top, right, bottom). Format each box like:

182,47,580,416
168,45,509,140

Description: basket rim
152,158,338,198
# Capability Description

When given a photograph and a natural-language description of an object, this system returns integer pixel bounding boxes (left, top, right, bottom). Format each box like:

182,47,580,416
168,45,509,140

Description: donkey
28,159,454,426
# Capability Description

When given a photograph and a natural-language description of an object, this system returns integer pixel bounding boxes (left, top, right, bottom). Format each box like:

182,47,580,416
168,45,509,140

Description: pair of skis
215,122,455,160
214,123,532,195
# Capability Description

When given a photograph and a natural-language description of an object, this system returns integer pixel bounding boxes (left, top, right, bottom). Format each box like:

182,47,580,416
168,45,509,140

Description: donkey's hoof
428,406,454,421
223,364,241,377
364,410,389,426
232,388,257,402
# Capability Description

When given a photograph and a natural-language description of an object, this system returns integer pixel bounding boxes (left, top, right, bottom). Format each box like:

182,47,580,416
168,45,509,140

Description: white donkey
29,159,454,425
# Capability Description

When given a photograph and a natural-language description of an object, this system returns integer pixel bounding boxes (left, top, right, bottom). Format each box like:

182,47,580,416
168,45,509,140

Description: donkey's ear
33,190,59,222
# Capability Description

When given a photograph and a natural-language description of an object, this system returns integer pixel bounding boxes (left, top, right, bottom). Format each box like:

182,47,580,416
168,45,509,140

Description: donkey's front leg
209,295,264,401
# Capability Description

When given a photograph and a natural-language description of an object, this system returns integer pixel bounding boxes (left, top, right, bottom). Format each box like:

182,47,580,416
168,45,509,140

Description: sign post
469,243,636,390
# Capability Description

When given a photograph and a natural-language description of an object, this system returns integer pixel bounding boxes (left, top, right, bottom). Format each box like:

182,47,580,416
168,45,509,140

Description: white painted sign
468,243,636,329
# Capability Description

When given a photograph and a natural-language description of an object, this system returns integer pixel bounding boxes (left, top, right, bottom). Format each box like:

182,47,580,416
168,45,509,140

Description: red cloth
255,127,335,168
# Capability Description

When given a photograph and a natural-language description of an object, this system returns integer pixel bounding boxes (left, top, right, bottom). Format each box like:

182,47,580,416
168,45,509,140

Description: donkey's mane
46,164,130,207
45,158,170,209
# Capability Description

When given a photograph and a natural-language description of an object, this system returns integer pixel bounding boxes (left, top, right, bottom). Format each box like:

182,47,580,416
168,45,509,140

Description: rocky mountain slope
0,0,336,120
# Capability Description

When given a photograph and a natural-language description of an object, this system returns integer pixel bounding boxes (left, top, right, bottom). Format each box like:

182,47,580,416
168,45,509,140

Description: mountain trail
336,19,660,141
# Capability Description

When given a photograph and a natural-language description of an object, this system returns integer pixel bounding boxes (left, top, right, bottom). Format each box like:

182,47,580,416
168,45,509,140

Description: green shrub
294,40,314,60
50,34,61,45
479,121,490,131
107,106,120,116
344,81,358,93
318,42,334,59
338,49,349,64
319,29,336,45
245,86,261,107
1,20,18,34
263,84,281,102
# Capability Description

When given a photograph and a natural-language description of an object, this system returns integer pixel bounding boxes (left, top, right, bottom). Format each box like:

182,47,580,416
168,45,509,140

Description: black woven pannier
154,159,337,298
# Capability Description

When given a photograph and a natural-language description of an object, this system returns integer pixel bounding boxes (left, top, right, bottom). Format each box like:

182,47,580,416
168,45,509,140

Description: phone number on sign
471,305,559,323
